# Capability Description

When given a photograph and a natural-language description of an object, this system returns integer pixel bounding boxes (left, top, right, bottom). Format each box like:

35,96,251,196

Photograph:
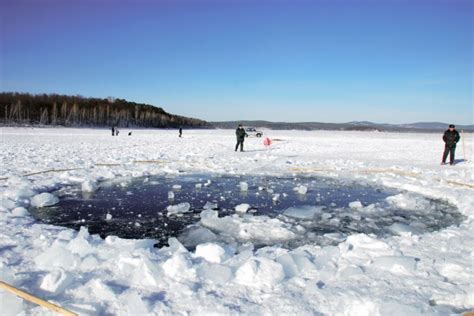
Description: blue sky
1,0,472,124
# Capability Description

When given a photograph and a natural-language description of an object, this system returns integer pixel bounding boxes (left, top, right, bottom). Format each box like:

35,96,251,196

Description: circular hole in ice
29,174,464,249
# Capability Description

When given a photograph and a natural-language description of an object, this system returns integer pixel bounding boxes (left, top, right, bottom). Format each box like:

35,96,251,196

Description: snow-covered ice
0,127,473,315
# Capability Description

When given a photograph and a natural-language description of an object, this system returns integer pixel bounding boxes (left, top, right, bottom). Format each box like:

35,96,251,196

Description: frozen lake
2,128,473,315
30,173,463,248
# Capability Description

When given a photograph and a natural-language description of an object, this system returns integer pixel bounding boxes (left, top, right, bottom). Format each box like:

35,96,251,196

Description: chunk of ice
239,182,248,191
81,180,98,193
167,202,191,216
40,268,73,294
235,257,285,288
283,205,325,219
349,201,363,209
294,185,307,195
195,243,229,263
11,207,29,217
235,203,250,213
30,193,59,207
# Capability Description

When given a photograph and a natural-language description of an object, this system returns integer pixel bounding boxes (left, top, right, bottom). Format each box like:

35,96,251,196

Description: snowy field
1,127,473,315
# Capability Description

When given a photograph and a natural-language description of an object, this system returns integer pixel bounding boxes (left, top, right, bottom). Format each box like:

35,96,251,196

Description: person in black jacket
235,124,248,152
441,124,460,165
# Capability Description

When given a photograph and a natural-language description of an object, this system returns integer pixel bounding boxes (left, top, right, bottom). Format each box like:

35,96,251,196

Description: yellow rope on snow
0,281,77,316
0,160,165,180
133,160,165,164
289,166,474,190
445,180,474,189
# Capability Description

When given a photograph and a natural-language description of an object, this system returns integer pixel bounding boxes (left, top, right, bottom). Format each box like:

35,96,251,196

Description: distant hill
212,120,474,132
0,92,212,128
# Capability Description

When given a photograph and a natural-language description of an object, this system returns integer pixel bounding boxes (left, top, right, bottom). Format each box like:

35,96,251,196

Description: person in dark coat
112,126,115,136
235,124,248,152
441,124,460,165
179,127,182,138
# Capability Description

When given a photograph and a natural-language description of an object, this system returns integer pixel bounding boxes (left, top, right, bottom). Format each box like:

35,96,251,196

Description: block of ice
178,227,218,249
235,203,250,213
167,202,191,216
387,223,421,235
35,244,80,270
40,268,73,294
105,213,112,220
172,184,182,190
81,180,98,193
203,201,218,210
168,191,175,199
11,207,29,217
162,253,196,280
67,227,94,257
195,243,229,263
294,185,307,194
30,192,59,207
386,193,432,211
235,257,285,288
120,290,150,315
349,201,363,209
239,181,248,191
198,263,233,284
200,210,296,245
283,205,325,219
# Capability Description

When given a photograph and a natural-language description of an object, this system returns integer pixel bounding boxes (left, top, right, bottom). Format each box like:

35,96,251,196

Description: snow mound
235,257,285,288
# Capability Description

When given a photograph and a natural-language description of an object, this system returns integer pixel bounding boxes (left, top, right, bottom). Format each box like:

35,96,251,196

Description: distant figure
235,124,248,152
111,126,115,136
179,127,182,138
115,128,119,136
263,137,272,148
128,131,132,136
441,124,460,165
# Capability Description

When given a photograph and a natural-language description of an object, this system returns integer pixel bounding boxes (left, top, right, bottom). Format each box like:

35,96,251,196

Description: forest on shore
0,92,211,128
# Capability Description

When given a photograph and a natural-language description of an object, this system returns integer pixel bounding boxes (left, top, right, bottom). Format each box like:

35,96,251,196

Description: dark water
30,174,463,248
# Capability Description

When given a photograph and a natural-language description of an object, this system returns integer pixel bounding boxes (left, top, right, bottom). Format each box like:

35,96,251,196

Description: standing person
115,128,119,136
235,124,248,152
179,126,182,138
111,126,115,136
441,124,460,165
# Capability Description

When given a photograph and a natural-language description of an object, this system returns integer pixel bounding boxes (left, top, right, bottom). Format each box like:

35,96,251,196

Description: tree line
0,92,211,128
